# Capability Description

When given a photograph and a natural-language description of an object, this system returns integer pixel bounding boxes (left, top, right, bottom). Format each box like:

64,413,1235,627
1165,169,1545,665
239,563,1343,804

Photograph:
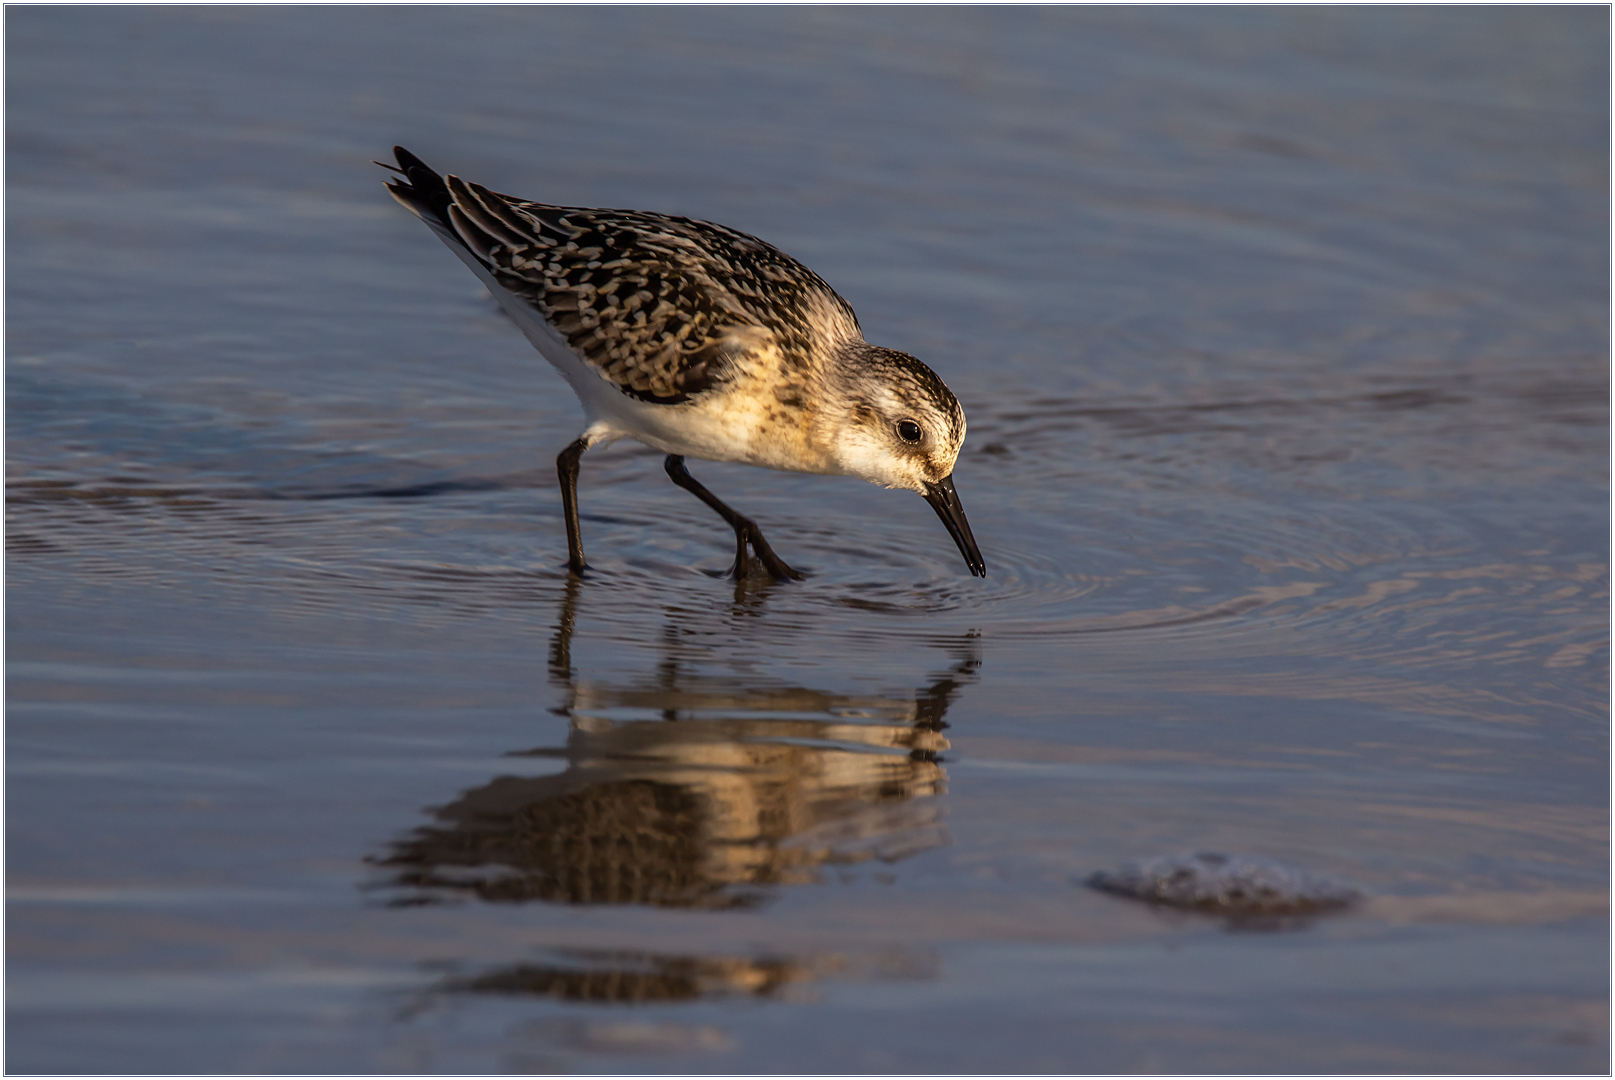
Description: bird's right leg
663,455,803,581
557,436,592,575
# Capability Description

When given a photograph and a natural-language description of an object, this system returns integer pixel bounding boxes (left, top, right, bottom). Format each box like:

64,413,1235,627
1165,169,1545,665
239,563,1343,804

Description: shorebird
382,147,984,581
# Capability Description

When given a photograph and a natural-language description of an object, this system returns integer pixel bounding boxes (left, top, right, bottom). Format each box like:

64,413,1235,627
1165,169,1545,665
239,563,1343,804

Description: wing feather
444,175,537,252
384,147,861,405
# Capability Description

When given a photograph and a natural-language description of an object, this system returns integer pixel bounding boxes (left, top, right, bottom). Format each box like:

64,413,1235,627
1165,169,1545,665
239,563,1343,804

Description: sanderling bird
382,146,984,581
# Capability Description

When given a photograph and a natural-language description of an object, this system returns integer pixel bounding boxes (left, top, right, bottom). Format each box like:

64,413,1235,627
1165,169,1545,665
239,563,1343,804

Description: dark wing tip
393,146,431,174
384,146,454,230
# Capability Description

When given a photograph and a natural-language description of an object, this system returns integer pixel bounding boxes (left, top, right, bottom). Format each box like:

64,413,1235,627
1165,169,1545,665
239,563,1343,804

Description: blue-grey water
7,6,1608,1073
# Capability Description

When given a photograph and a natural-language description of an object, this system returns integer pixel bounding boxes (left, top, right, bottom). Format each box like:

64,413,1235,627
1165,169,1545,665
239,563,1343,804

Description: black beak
922,475,986,577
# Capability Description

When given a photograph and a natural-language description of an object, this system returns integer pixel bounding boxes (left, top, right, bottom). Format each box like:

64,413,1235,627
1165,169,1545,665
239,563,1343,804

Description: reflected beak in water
922,475,986,577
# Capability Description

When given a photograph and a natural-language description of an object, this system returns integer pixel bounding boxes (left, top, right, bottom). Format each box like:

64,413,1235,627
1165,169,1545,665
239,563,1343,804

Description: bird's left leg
663,455,803,581
556,435,593,575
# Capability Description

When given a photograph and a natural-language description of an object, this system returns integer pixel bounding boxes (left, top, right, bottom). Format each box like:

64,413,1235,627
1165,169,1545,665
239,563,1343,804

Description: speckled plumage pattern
384,146,984,579
443,174,858,405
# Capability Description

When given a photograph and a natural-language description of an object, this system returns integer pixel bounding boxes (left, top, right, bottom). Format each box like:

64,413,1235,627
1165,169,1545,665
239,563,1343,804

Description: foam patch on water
1086,851,1362,916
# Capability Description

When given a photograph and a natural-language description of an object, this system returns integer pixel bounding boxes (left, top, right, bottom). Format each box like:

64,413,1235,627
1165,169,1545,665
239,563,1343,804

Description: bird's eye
896,420,924,444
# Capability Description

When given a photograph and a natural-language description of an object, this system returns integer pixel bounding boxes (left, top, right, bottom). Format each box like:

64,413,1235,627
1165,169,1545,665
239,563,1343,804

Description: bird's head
825,344,986,576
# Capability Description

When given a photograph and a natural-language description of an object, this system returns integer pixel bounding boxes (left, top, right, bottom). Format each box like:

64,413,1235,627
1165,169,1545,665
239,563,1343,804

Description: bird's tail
381,146,460,243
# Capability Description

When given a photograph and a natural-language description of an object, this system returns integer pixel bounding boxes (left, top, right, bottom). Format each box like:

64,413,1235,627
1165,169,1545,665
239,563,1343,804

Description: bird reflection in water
423,947,939,1018
373,578,981,911
445,949,803,1003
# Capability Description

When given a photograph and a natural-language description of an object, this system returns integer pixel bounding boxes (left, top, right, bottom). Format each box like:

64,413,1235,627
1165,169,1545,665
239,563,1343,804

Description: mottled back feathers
386,148,861,405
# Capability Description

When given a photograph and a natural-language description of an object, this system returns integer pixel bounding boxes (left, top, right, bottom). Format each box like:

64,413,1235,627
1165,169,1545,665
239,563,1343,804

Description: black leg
557,436,591,575
664,455,803,581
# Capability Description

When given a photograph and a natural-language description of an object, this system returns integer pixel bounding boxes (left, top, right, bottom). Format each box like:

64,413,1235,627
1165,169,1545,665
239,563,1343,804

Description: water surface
7,7,1608,1072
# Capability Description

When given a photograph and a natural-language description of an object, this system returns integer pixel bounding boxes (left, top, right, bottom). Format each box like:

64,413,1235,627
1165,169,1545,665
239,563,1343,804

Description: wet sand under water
7,6,1609,1073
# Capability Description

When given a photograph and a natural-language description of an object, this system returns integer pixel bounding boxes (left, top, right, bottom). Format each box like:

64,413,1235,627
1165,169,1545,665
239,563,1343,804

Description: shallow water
7,6,1608,1073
